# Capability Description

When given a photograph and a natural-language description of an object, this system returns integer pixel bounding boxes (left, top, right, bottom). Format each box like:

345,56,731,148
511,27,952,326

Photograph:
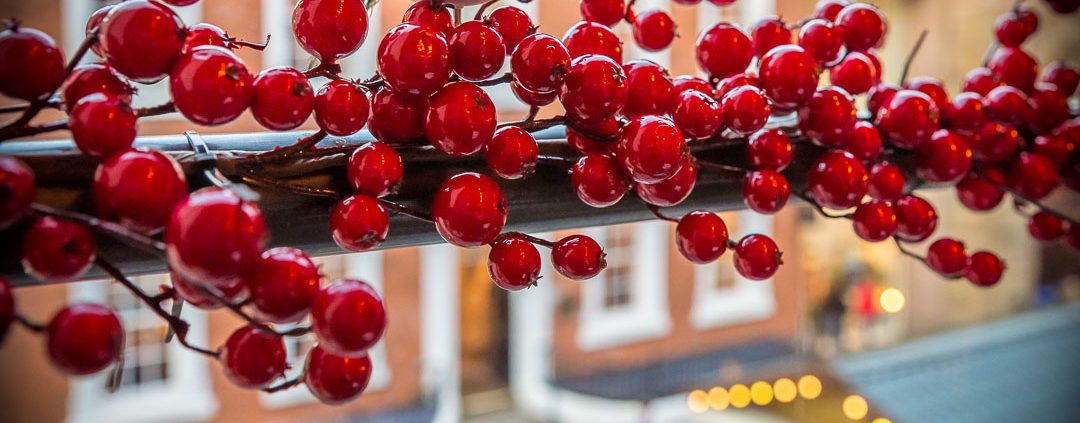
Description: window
576,221,672,351
690,211,778,329
62,0,202,111
66,275,216,423
260,252,391,408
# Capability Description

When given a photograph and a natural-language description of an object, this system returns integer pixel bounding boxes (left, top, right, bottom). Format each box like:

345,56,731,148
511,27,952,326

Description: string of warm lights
686,374,892,422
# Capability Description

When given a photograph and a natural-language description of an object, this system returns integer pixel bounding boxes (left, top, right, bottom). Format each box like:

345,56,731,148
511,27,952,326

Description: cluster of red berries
1,0,1077,407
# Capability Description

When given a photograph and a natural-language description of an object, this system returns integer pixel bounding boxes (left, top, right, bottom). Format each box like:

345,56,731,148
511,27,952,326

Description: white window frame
576,221,672,351
259,252,392,408
62,0,201,115
66,276,217,423
690,211,777,329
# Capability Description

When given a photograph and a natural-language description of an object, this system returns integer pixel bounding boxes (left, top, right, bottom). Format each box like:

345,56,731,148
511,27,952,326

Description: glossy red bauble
166,188,267,288
377,23,451,97
615,115,688,184
721,85,770,135
485,127,539,180
696,22,753,79
369,87,428,144
798,19,842,64
170,46,253,126
965,251,1005,287
830,52,879,96
181,22,230,54
245,247,321,324
925,238,967,278
450,21,506,81
742,170,790,214
835,3,887,52
552,235,606,280
292,0,369,62
944,92,987,133
21,217,95,282
563,20,623,62
330,194,389,252
748,129,793,171
806,151,868,210
905,77,950,113
969,121,1022,164
852,200,897,242
633,9,677,52
347,142,403,197
59,63,132,111
488,235,542,291
93,149,187,233
674,90,722,140
220,326,287,388
315,80,370,136
304,345,373,404
0,156,36,229
985,85,1028,125
994,8,1037,47
99,0,185,83
716,72,763,99
750,18,792,58
635,161,697,207
46,304,122,375
487,6,534,51
432,173,507,247
798,86,856,148
875,90,940,149
956,170,1006,212
426,82,497,156
1032,135,1077,168
622,60,676,119
843,121,883,161
0,26,64,101
571,153,630,207
402,0,453,38
69,93,136,158
915,130,973,183
1025,84,1070,134
987,47,1039,92
962,67,1001,96
1005,152,1060,200
312,279,387,355
733,234,782,281
867,161,906,202
1041,61,1079,95
675,211,730,264
893,195,938,242
866,83,900,117
559,54,628,122
759,45,819,109
813,0,851,21
511,34,571,93
252,66,315,131
580,0,626,27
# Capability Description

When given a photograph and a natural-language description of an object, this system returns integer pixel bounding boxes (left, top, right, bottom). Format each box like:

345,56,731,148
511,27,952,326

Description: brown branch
262,376,304,393
242,173,343,200
646,204,681,223
498,115,566,132
498,231,556,248
379,199,434,223
199,288,312,337
134,102,176,117
693,159,748,176
790,191,854,219
475,0,499,20
30,203,167,254
475,73,514,87
250,130,328,163
15,314,47,332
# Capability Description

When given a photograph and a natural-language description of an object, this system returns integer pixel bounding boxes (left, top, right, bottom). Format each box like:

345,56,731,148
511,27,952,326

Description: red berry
552,234,606,280
511,81,559,107
377,23,451,97
635,160,697,207
956,170,1006,212
987,47,1039,92
347,142,403,197
426,82,497,156
944,92,988,133
733,234,782,281
830,52,879,96
673,90,722,140
432,173,507,247
485,127,539,179
220,326,287,388
21,216,95,282
450,20,506,81
563,20,622,62
970,121,1022,164
748,129,793,170
964,251,1004,287
369,87,427,144
751,17,792,58
511,34,571,93
69,93,136,158
580,0,626,27
1005,152,1059,200
672,75,713,97
807,151,868,210
1041,61,1079,95
915,130,973,183
303,344,372,404
696,22,753,79
46,304,122,375
166,188,267,288
994,9,1036,47
330,195,389,252
571,153,630,207
813,0,852,21
759,45,819,109
86,5,112,57
93,149,187,233
866,82,900,116
905,76,950,112
875,90,940,149
675,211,729,264
893,195,938,242
487,6,534,51
622,60,676,119
925,238,967,278
742,170,790,214
314,80,370,136
835,3,887,52
961,67,1001,96
985,85,1029,125
170,46,253,126
1032,135,1076,168
615,115,687,184
721,85,770,135
402,0,453,38
251,66,315,131
1025,84,1070,134
99,0,185,83
798,19,842,64
312,279,387,355
798,86,856,148
852,200,897,242
1064,223,1080,251
0,278,12,343
59,63,133,111
868,161,906,202
633,9,676,52
245,247,321,324
1028,211,1065,241
172,271,249,310
559,54,628,122
843,121,883,161
181,23,230,54
567,120,618,154
292,0,369,62
487,235,542,291
715,72,761,99
0,156,36,229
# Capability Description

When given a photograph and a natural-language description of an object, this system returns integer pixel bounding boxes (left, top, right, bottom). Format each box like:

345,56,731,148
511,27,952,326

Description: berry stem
474,72,514,87
95,257,222,358
302,62,346,82
241,172,342,200
15,313,46,332
379,199,435,222
790,191,854,219
646,204,681,223
1001,186,1079,226
899,29,929,85
252,130,328,162
230,34,271,51
134,101,177,117
199,288,313,338
475,0,499,20
694,158,749,176
498,115,565,132
500,231,556,248
30,203,167,254
262,376,303,393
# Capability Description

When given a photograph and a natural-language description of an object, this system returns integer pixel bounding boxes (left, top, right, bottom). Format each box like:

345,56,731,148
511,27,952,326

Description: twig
242,173,342,200
134,102,176,117
250,130,328,163
230,34,270,51
379,199,434,222
475,73,514,87
200,289,312,337
646,204,681,223
790,191,854,219
15,314,46,332
498,115,566,132
693,159,748,176
30,203,167,254
498,231,557,248
899,29,929,85
262,376,304,393
892,237,934,268
1001,186,1079,226
96,257,221,358
475,0,500,20
302,62,345,81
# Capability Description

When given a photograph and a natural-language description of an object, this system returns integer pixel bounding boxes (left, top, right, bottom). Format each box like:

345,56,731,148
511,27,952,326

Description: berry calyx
552,235,606,280
311,279,387,356
487,235,542,291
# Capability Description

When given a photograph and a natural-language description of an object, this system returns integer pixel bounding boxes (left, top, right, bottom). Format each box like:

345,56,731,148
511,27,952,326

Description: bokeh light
872,418,893,423
880,288,906,313
688,389,709,413
843,395,869,420
707,387,730,411
773,378,797,403
750,381,774,406
729,384,751,408
798,375,823,400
